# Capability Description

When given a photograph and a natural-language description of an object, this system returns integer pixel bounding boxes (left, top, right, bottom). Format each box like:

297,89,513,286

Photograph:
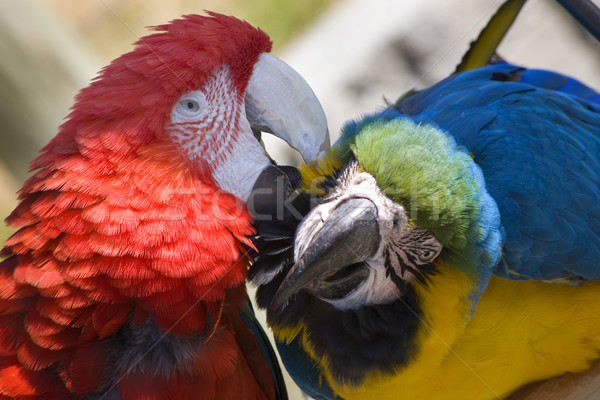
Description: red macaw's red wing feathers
90,303,132,339
0,135,257,396
16,337,69,371
0,316,26,356
62,341,109,396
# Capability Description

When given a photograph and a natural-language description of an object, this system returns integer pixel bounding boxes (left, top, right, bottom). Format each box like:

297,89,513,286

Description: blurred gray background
0,0,599,398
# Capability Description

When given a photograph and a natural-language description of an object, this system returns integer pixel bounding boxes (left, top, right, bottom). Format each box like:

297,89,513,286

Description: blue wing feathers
275,338,342,400
395,63,600,281
519,68,600,101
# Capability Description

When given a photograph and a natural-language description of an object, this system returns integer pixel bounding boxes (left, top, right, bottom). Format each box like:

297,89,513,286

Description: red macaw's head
38,12,329,200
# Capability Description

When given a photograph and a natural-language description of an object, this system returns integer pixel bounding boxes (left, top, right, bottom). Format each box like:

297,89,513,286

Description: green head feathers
347,115,503,283
352,118,477,248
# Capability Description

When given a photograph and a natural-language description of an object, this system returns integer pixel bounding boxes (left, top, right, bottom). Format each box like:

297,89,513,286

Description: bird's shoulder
396,63,600,281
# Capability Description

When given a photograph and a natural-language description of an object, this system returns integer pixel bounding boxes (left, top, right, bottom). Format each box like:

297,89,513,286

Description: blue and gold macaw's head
250,109,504,393
272,113,503,310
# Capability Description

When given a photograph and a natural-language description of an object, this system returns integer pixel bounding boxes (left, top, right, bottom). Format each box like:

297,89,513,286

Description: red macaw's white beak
245,53,330,162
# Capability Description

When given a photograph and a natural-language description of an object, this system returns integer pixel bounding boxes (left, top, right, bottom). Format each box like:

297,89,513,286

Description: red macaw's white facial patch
166,65,269,201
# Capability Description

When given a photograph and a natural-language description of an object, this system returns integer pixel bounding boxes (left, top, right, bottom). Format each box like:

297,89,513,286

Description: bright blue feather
394,63,600,281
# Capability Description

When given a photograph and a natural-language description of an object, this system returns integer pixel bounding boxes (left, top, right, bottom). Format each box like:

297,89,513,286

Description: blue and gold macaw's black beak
270,197,381,310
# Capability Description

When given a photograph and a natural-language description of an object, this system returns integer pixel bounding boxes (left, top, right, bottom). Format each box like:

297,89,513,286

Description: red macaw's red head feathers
37,12,328,198
63,12,271,144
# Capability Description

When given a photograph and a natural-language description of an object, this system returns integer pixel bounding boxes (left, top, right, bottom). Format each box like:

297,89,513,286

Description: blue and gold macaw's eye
419,250,436,262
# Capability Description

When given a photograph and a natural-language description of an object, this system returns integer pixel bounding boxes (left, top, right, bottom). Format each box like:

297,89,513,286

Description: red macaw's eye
181,99,200,112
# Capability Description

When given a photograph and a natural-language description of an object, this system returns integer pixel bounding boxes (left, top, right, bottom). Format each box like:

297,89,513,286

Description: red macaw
0,12,328,399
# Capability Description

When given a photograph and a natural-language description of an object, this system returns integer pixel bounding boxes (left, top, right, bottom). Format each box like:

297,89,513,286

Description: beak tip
299,132,330,163
268,256,310,311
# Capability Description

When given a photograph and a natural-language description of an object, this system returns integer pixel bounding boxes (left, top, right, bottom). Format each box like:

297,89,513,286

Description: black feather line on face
385,237,439,287
400,251,428,284
384,247,407,292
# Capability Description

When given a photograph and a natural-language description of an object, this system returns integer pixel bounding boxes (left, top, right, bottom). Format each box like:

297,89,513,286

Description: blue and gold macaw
248,1,600,399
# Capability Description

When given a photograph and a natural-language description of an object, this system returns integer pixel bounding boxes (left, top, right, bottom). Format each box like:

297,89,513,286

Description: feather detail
62,342,108,396
0,356,68,398
0,133,256,396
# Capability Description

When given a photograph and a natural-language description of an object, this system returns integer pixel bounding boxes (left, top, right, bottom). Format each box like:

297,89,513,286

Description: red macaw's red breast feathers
0,12,283,399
